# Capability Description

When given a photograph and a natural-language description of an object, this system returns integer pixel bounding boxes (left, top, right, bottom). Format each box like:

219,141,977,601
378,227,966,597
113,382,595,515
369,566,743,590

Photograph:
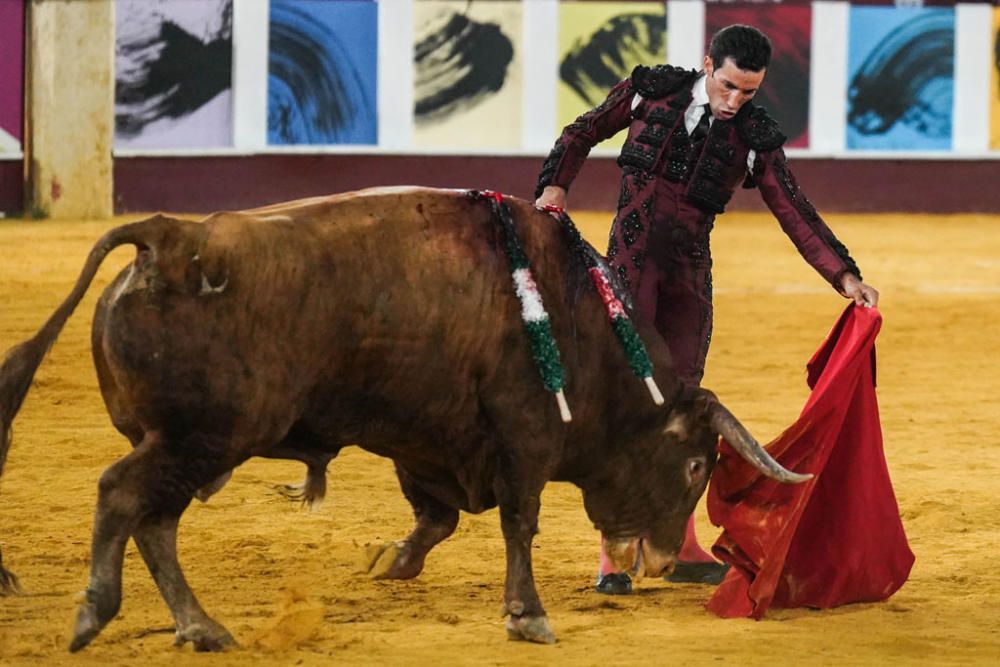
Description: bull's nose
603,537,640,574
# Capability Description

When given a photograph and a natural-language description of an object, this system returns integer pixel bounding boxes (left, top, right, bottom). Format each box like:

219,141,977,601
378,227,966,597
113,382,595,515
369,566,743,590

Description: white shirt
632,74,757,172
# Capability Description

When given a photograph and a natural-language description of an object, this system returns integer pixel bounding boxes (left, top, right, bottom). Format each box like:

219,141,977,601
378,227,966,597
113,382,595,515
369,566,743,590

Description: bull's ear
664,388,718,440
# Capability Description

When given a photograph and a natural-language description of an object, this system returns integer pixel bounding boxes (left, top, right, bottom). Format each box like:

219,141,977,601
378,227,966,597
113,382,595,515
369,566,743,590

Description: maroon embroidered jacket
535,65,861,294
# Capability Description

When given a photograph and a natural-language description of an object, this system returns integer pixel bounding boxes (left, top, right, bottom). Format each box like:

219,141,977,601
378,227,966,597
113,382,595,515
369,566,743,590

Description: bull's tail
0,217,174,592
0,220,168,476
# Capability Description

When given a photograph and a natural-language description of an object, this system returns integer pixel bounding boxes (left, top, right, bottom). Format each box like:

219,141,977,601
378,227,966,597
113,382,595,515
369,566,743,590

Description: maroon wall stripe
112,155,1000,215
0,160,22,215
0,155,992,217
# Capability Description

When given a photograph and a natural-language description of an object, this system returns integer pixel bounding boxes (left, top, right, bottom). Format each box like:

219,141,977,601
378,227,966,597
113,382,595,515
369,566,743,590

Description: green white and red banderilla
477,191,572,422
539,204,665,406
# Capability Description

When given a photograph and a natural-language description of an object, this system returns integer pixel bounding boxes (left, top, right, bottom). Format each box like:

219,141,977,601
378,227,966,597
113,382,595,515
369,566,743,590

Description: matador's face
703,55,765,120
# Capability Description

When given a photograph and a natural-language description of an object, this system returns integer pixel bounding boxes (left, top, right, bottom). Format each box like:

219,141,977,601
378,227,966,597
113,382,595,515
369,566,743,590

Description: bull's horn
709,404,812,484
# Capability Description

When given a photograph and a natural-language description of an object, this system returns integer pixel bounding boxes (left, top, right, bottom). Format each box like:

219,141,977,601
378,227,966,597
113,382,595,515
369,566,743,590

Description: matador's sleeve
753,148,863,290
534,78,636,199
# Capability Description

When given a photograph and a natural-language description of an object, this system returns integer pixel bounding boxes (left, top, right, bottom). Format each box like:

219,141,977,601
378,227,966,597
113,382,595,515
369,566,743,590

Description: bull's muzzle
604,538,677,581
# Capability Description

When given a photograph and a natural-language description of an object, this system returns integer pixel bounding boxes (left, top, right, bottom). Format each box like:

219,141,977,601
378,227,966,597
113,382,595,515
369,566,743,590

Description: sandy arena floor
0,207,998,665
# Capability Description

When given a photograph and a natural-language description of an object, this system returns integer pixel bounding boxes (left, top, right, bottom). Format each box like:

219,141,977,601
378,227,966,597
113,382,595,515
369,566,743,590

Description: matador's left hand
840,273,879,307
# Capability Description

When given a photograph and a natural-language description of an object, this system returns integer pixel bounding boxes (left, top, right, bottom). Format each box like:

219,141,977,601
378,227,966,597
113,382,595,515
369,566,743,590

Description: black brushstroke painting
848,12,954,138
560,13,666,107
414,12,514,124
115,1,233,138
994,26,1000,98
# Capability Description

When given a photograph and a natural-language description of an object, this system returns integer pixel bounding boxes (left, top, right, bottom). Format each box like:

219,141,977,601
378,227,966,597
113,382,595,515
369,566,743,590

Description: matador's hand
534,186,567,217
840,273,879,307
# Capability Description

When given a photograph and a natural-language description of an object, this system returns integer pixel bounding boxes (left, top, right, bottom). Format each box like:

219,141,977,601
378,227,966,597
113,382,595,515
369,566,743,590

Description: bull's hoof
0,566,21,595
505,615,557,644
174,620,237,652
69,591,113,652
274,482,307,501
361,541,423,580
273,472,326,510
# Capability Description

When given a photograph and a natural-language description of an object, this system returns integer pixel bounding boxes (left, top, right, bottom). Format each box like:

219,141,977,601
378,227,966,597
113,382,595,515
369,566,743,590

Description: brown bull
0,187,807,651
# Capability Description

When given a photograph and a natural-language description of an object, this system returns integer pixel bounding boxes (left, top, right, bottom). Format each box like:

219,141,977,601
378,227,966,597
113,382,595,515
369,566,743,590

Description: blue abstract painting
268,0,378,145
847,6,955,151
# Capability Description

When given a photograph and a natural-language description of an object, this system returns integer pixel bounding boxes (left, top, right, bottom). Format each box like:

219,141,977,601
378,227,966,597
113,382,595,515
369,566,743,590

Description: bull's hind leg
271,452,336,509
363,463,459,580
70,433,235,652
133,514,235,651
267,425,341,509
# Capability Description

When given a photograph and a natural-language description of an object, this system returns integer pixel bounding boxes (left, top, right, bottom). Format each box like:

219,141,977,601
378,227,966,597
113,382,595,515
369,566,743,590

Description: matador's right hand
840,272,880,308
535,186,568,217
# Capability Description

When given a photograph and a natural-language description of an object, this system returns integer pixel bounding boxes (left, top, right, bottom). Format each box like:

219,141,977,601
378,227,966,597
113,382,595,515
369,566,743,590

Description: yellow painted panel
990,8,1000,150
413,0,523,149
557,2,667,152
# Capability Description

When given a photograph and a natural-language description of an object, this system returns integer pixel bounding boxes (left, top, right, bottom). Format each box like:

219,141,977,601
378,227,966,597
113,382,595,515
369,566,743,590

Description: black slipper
595,572,633,595
664,561,731,585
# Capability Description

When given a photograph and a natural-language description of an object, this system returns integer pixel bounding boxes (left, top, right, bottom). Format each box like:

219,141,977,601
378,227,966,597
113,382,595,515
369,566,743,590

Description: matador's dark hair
709,24,772,72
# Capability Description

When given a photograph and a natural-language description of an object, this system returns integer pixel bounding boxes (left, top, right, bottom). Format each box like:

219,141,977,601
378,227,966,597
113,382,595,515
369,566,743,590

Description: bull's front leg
133,513,235,652
494,460,556,644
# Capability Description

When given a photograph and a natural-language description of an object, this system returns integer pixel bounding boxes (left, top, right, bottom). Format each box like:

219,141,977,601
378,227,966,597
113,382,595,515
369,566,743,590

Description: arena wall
1,0,998,217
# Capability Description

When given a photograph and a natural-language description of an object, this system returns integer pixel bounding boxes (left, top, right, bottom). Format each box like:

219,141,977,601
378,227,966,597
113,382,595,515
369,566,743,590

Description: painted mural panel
413,1,523,149
558,1,667,151
115,0,234,149
846,5,955,151
704,2,811,148
991,6,1000,151
0,0,24,154
268,0,378,146
849,1,961,6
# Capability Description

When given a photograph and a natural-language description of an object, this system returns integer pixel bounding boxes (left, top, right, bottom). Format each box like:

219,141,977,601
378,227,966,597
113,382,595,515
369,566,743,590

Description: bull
0,187,807,651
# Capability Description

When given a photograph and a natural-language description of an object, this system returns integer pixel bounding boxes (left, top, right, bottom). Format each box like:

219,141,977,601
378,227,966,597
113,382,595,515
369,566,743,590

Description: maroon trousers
612,179,716,386
600,182,729,571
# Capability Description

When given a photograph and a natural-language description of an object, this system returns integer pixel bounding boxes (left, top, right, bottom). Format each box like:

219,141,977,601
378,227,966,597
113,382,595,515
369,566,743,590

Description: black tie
690,103,712,145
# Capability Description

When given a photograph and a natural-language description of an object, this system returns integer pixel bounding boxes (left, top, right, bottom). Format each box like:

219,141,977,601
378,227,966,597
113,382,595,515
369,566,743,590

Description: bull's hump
338,186,480,214
354,185,463,198
235,187,478,222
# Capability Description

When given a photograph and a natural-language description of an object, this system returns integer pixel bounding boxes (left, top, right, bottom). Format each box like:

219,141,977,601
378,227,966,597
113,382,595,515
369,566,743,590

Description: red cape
706,305,914,619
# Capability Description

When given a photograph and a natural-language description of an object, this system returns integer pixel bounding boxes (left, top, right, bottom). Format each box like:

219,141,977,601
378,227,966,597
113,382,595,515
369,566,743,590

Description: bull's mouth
604,538,676,582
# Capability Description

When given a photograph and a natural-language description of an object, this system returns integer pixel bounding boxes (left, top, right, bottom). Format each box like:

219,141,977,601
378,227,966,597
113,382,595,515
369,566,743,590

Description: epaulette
737,104,786,151
630,64,698,100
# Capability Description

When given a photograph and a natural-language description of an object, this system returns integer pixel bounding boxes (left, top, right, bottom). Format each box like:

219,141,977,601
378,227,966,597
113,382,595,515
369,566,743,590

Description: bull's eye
685,456,707,486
